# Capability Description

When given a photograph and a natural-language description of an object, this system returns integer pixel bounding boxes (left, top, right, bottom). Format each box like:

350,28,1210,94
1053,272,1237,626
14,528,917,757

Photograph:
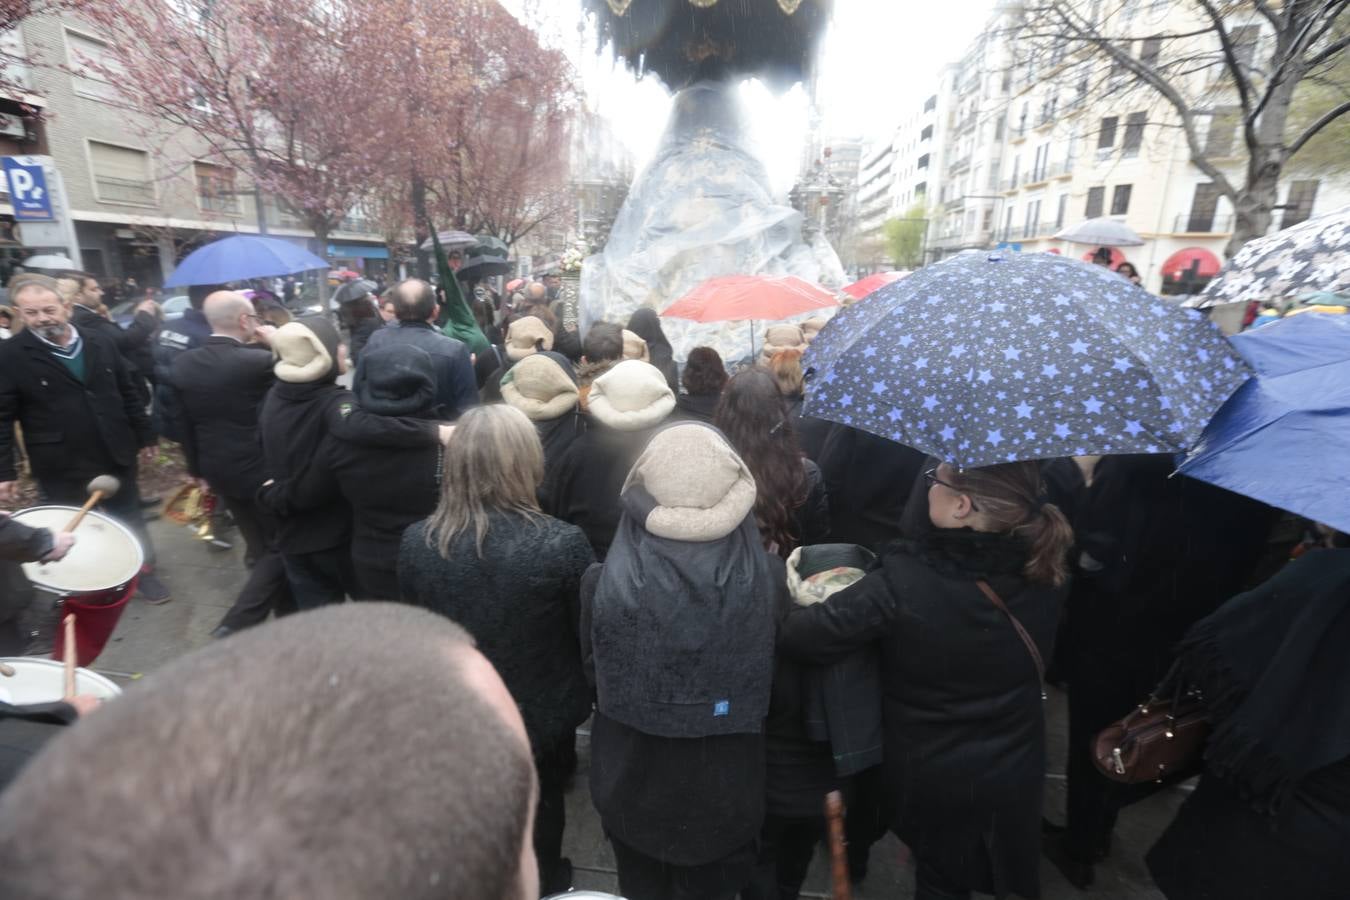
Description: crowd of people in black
0,269,1347,900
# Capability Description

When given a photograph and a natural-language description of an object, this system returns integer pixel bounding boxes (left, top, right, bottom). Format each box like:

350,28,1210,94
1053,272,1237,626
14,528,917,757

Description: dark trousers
610,838,756,900
845,765,887,880
217,496,295,631
280,545,356,610
535,736,573,894
743,814,822,900
914,857,972,900
41,468,155,568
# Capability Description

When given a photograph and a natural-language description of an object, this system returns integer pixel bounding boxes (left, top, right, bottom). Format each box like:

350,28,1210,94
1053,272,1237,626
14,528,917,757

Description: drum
0,657,122,705
11,506,143,667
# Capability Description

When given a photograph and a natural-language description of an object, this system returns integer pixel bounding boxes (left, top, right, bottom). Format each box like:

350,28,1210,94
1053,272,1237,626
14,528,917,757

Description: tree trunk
1226,169,1279,258
310,220,331,308
411,171,432,279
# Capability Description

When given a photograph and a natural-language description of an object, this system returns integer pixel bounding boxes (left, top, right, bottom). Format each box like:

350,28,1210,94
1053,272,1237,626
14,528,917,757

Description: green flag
431,228,490,355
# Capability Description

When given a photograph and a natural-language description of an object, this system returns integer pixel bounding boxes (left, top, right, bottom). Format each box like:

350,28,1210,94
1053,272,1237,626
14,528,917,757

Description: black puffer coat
779,529,1064,899
546,420,662,560
397,511,594,755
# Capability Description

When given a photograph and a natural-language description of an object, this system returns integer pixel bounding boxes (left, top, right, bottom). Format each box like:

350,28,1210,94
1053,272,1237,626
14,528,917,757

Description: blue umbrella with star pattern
803,250,1251,469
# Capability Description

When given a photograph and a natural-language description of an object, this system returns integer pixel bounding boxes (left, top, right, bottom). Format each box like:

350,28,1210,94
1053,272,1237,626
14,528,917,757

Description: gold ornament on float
777,0,805,12
606,0,632,13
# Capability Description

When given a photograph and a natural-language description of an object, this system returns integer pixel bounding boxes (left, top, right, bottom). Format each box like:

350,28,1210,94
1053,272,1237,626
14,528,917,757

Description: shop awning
327,243,388,260
1162,247,1222,279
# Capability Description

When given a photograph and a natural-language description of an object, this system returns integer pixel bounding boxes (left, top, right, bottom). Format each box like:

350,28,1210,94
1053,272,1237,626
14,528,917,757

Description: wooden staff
825,790,852,900
62,613,76,699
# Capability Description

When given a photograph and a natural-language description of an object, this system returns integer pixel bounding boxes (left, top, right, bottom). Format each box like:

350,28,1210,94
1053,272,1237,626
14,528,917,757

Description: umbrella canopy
21,254,75,270
803,251,1249,469
332,279,377,306
1202,205,1350,305
1055,217,1145,247
1177,313,1350,534
418,230,476,252
661,275,838,323
459,235,511,279
165,235,329,288
329,269,362,281
843,271,908,300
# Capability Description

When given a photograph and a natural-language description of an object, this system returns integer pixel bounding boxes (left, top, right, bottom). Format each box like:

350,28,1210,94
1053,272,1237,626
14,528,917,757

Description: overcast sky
503,0,995,192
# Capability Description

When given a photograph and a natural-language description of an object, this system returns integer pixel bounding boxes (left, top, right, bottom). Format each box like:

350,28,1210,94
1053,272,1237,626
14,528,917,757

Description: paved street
91,517,1183,899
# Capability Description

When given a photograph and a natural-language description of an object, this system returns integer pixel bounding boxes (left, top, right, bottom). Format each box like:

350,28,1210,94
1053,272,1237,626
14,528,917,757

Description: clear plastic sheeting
581,80,845,367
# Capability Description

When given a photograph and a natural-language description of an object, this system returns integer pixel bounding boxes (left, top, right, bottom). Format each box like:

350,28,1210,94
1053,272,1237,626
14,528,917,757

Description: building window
995,115,1005,139
1024,199,1041,235
1111,184,1132,215
920,124,933,142
1085,186,1105,218
918,153,930,170
195,162,240,214
1187,182,1220,231
983,208,994,231
1098,116,1119,149
1056,194,1069,229
66,30,120,102
923,94,937,113
1110,43,1130,78
1140,36,1162,66
89,141,154,206
1122,112,1146,157
915,181,927,197
1282,179,1319,229
1205,107,1240,157
1003,205,1014,240
1231,25,1259,70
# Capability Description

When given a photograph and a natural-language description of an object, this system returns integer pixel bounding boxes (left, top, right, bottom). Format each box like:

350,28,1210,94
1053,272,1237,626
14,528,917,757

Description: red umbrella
661,275,838,323
842,271,907,300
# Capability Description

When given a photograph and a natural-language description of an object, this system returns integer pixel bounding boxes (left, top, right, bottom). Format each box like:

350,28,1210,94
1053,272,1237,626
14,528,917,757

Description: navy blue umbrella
803,251,1250,469
165,235,330,288
1177,313,1350,533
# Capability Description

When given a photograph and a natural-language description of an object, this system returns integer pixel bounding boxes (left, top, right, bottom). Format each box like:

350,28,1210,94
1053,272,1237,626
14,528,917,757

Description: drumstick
0,661,14,677
64,475,121,532
825,790,852,900
63,614,76,699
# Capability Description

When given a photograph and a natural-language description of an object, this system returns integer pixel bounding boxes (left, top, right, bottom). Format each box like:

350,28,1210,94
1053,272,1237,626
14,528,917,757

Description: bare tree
1012,0,1349,253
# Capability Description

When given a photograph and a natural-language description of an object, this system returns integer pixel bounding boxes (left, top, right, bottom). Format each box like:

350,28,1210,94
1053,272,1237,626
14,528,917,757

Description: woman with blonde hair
397,403,594,896
780,459,1074,900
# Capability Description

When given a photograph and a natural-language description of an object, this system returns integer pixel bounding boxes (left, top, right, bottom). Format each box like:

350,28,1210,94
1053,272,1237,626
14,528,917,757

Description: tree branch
1287,96,1350,156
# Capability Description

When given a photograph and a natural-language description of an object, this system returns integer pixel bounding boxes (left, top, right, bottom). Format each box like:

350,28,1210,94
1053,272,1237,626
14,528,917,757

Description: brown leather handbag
1092,683,1209,784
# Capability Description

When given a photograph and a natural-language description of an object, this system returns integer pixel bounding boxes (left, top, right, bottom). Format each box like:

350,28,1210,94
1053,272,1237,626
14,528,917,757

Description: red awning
1161,247,1222,279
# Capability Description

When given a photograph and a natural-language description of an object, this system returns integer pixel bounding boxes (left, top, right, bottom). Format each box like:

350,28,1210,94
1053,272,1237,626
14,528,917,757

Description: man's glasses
924,467,979,511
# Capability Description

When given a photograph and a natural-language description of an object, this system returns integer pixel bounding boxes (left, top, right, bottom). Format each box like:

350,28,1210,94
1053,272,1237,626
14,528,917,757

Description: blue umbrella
803,250,1250,469
1177,313,1350,534
165,235,330,287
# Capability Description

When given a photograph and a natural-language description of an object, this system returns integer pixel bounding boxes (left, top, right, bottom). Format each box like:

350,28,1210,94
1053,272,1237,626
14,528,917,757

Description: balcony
95,175,155,206
943,196,965,211
1009,124,1028,144
337,216,378,235
1173,213,1235,234
1001,176,1019,193
948,154,971,174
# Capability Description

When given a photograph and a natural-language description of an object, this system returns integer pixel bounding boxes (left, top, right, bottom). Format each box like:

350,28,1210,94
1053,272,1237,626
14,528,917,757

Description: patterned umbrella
1202,205,1350,305
803,251,1250,469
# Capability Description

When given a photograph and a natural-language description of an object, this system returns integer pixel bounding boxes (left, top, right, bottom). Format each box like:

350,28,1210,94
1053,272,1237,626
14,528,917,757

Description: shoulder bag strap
976,579,1047,692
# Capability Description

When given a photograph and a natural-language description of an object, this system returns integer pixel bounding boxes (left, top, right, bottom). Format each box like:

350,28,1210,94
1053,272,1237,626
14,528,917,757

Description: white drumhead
11,506,143,593
0,657,122,704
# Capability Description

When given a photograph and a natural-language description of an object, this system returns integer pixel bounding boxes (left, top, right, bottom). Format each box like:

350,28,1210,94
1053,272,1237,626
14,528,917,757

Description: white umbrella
419,230,476,252
1054,217,1145,247
21,254,76,270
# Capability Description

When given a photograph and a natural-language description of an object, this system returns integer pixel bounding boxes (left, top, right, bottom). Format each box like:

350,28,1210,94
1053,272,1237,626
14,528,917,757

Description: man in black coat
0,275,170,603
65,271,158,398
0,512,75,654
152,283,218,442
359,279,478,420
172,291,294,636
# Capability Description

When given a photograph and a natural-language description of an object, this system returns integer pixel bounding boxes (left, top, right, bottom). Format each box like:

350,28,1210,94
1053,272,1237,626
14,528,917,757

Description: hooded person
580,422,778,900
800,317,828,343
626,307,680,395
547,359,675,560
323,344,446,600
758,323,809,367
676,346,728,424
620,329,649,363
480,314,555,404
500,351,584,509
259,317,443,608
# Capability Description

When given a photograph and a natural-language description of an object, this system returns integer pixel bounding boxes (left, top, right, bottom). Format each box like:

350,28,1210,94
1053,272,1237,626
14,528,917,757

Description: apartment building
0,10,389,287
925,0,1348,294
854,92,946,267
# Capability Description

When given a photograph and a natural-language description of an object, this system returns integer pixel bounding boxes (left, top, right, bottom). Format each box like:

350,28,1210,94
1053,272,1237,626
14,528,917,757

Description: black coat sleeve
115,310,158,356
798,459,831,546
330,407,441,449
777,570,897,665
111,339,154,448
0,515,53,562
578,563,603,690
0,357,17,483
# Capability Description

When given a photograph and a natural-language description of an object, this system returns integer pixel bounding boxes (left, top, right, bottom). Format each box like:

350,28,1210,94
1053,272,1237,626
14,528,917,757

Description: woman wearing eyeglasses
779,460,1074,900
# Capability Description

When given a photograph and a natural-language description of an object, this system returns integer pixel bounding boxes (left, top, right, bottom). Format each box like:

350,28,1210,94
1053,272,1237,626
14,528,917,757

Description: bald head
0,603,538,900
203,291,256,337
393,278,437,323
525,282,547,304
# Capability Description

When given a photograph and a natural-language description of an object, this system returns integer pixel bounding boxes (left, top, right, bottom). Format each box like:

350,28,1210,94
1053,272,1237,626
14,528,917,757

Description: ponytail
1020,501,1074,587
946,460,1076,587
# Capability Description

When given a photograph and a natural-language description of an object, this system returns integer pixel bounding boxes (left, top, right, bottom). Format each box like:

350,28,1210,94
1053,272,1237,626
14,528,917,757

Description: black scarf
1169,548,1350,813
892,527,1031,581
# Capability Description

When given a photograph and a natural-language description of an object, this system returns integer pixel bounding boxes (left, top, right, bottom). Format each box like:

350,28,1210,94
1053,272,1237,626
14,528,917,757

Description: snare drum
0,657,122,705
10,506,144,667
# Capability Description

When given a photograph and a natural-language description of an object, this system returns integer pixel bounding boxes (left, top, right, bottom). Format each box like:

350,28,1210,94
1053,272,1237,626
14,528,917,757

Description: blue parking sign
3,158,54,221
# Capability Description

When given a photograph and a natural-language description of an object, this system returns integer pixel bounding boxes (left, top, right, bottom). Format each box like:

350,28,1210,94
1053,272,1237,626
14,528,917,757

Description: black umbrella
459,235,511,279
332,279,377,306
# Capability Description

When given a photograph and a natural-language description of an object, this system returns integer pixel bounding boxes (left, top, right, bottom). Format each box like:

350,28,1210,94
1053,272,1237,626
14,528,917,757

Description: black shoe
542,857,573,895
137,571,172,605
210,625,235,640
1043,835,1095,890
